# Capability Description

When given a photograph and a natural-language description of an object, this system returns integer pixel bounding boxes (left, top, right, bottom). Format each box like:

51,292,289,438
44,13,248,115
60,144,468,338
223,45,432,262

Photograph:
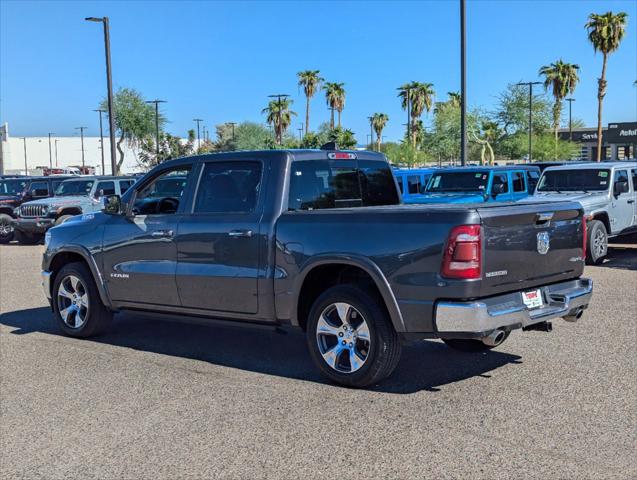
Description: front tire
586,220,607,265
0,213,14,244
52,262,112,337
306,285,401,388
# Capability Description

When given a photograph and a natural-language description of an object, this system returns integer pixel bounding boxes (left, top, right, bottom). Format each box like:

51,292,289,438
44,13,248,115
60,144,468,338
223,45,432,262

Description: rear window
537,169,611,192
425,171,489,193
288,159,399,210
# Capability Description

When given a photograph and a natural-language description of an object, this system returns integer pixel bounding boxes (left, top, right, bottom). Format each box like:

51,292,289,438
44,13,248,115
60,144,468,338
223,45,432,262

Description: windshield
536,169,611,192
425,171,489,193
0,179,28,195
55,180,95,196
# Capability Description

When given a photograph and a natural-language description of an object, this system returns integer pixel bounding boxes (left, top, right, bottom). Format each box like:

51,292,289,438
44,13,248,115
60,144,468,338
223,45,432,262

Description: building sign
605,122,637,143
559,129,600,143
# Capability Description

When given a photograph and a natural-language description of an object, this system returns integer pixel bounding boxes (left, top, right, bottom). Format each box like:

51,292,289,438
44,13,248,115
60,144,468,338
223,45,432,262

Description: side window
30,181,49,197
614,170,629,195
492,173,509,193
134,167,192,215
631,169,637,191
119,180,134,194
395,176,404,194
94,181,115,198
407,175,421,194
194,161,262,214
512,172,525,192
527,170,540,192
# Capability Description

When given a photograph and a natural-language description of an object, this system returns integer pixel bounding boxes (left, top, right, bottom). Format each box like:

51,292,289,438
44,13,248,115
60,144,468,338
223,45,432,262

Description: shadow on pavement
601,239,637,271
1,307,522,394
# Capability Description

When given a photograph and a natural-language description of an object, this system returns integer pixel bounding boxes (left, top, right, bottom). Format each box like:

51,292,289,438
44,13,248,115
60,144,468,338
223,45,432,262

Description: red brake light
441,225,481,279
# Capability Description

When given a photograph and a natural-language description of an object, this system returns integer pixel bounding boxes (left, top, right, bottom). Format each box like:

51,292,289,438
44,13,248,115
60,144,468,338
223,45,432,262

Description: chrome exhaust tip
482,329,506,347
563,307,584,322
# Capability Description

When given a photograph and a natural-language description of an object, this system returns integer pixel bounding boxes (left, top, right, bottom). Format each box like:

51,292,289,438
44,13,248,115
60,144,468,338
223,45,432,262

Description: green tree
539,60,580,154
324,82,345,128
100,87,162,174
233,122,275,150
371,113,389,151
585,11,628,161
326,127,357,149
297,70,323,134
138,129,194,170
262,98,297,144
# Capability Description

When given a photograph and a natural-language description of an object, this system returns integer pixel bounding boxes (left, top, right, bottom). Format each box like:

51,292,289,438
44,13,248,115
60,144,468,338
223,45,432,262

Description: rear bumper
12,218,54,234
435,277,593,335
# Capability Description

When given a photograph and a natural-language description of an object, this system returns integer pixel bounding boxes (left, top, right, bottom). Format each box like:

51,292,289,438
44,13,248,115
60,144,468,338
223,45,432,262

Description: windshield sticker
599,171,608,177
475,173,482,178
600,181,607,185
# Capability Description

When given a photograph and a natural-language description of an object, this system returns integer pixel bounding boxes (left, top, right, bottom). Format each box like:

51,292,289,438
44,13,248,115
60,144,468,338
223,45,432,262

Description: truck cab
392,168,434,203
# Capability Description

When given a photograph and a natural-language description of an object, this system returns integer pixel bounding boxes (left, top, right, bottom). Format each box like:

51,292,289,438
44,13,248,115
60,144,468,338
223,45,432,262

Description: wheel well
591,212,610,233
296,264,384,331
0,208,14,217
58,208,82,218
49,252,89,289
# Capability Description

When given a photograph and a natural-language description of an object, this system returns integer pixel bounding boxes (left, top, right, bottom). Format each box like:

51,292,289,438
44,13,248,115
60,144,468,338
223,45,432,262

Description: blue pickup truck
402,166,540,204
393,168,435,203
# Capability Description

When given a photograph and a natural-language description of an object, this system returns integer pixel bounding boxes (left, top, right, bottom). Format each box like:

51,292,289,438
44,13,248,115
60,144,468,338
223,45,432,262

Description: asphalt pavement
1,239,636,479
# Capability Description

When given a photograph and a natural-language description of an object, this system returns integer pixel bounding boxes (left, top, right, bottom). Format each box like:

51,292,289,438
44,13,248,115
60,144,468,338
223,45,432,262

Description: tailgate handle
535,212,554,226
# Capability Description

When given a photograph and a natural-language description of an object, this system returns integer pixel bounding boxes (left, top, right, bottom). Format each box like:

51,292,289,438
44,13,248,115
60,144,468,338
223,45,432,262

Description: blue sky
1,0,636,142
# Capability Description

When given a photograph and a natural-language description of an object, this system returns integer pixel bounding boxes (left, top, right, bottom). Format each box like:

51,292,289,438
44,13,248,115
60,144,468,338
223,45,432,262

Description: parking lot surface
1,240,636,479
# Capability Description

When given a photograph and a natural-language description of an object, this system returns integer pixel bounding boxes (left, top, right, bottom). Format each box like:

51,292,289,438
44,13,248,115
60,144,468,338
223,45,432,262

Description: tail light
441,225,481,279
582,216,588,260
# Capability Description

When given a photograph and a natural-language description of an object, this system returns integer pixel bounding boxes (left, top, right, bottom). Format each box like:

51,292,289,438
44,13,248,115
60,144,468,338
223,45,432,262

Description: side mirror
614,180,629,196
102,194,122,215
492,183,505,196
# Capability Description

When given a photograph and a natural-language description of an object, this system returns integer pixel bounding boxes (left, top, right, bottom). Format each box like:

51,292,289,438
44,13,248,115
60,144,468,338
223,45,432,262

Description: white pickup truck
533,161,637,264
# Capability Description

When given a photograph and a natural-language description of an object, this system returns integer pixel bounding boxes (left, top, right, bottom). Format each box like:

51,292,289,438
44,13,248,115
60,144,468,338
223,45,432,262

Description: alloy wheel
57,275,89,329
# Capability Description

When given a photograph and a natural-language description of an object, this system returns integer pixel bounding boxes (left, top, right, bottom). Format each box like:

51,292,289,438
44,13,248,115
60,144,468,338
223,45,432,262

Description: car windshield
536,169,611,192
0,179,28,195
55,180,95,196
425,171,490,193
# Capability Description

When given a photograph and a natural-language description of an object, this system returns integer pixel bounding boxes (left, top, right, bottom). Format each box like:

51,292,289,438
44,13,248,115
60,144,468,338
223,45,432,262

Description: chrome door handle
228,229,253,238
151,229,174,238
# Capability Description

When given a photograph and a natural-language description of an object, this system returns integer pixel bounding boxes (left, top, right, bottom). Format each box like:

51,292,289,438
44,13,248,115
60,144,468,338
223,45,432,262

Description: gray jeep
532,161,637,264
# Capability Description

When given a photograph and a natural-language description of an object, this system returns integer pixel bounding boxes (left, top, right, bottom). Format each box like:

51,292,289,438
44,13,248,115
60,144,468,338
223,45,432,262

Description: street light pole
227,122,237,140
517,81,541,162
55,139,60,166
268,94,290,144
407,88,412,145
47,133,54,169
566,97,576,141
297,124,303,142
368,116,374,151
85,16,117,176
460,0,467,166
93,109,106,174
193,118,203,151
146,100,166,159
75,127,87,168
21,137,27,175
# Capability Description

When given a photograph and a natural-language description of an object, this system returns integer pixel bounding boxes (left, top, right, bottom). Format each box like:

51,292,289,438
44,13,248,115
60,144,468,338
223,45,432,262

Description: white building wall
1,124,144,175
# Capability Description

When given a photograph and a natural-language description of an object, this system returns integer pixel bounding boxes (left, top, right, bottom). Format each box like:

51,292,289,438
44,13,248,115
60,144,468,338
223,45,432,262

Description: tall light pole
21,137,27,175
75,127,87,168
193,118,203,151
227,122,237,140
566,97,576,141
517,81,542,162
47,133,54,169
55,139,60,166
268,94,289,144
460,0,467,166
93,109,106,174
297,123,303,142
368,116,374,151
85,17,117,176
146,99,166,159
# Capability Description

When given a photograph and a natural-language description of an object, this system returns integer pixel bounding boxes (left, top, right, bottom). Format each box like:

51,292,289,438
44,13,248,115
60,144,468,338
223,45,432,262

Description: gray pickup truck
533,161,637,264
42,149,592,387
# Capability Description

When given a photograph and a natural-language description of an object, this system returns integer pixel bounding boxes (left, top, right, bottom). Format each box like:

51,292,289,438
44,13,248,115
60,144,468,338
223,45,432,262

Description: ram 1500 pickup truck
42,149,593,387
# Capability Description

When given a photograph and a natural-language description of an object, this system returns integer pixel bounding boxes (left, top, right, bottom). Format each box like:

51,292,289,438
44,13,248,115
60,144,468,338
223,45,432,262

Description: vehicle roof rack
320,142,338,151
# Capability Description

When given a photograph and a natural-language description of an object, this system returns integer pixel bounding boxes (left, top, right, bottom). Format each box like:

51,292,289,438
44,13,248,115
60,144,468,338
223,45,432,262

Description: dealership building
559,121,637,161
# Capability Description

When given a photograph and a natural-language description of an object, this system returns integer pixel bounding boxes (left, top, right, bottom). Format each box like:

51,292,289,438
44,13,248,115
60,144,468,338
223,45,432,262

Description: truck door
609,169,633,233
175,160,264,314
509,171,527,201
101,165,193,306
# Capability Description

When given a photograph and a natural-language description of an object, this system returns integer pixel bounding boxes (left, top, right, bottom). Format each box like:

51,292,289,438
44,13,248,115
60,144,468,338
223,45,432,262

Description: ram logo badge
537,231,550,255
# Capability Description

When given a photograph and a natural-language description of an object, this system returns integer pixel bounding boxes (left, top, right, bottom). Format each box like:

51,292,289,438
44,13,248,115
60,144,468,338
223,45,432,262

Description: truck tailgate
478,201,585,296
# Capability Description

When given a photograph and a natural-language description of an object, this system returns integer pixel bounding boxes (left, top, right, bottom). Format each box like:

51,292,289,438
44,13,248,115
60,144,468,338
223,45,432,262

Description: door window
407,175,421,194
614,170,629,196
526,170,540,192
194,162,262,214
631,169,637,191
133,167,191,215
492,174,508,193
395,176,404,194
30,181,49,197
512,172,525,192
94,181,115,198
119,180,134,194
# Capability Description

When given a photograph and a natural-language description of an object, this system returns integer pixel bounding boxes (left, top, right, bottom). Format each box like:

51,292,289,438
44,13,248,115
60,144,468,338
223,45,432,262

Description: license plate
522,289,543,309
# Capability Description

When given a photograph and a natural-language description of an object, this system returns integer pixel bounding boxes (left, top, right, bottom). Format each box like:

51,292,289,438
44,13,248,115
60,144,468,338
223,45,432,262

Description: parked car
0,175,76,243
392,168,434,202
12,176,135,244
407,166,541,204
532,161,637,264
42,149,592,387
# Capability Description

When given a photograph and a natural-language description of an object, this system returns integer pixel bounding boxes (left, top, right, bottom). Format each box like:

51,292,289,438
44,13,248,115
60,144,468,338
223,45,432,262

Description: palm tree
539,60,580,156
325,82,346,128
262,98,297,144
297,70,323,135
585,11,628,161
371,113,389,151
398,81,435,147
447,91,461,107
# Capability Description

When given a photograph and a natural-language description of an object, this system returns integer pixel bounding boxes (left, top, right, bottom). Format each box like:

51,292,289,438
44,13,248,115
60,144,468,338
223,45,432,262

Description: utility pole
47,133,54,169
146,100,166,159
268,94,290,144
227,122,237,140
85,16,117,176
368,116,374,151
55,139,60,166
460,0,467,165
297,124,303,142
193,118,203,151
566,97,576,141
21,137,27,175
517,81,542,162
75,127,87,168
406,87,412,145
94,109,106,174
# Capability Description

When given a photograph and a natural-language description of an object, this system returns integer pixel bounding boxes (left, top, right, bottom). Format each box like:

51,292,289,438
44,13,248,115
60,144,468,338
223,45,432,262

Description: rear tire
443,331,510,352
306,285,401,388
0,213,14,244
14,230,42,245
52,262,112,337
586,220,607,265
